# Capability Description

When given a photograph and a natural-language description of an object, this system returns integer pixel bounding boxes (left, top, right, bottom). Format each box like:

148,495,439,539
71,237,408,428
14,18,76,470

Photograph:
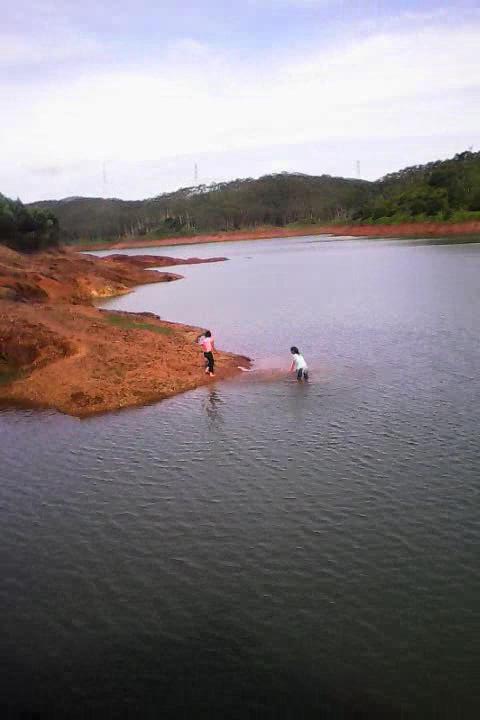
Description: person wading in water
200,330,215,377
290,346,309,381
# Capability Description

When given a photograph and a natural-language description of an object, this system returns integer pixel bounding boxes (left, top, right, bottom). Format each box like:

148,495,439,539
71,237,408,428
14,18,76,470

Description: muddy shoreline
76,220,480,251
0,247,248,418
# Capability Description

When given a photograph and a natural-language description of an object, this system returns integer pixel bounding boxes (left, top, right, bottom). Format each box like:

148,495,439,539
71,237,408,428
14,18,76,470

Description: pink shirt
201,336,214,352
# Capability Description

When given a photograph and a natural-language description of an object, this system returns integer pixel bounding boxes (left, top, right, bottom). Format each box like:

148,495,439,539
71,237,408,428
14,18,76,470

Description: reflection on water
204,388,224,426
2,236,480,718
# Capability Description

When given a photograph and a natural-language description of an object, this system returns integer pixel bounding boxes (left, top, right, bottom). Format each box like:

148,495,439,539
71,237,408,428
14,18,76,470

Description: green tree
0,193,60,251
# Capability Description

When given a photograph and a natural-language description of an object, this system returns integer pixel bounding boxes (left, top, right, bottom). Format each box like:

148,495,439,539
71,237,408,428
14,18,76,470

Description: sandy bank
75,220,480,251
0,247,247,417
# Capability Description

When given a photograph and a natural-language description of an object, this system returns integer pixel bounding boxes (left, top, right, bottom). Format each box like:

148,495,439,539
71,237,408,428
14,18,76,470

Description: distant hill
26,151,480,243
354,150,480,223
30,173,375,243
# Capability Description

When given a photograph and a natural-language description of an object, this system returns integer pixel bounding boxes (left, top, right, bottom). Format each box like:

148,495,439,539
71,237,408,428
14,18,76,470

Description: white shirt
292,353,307,370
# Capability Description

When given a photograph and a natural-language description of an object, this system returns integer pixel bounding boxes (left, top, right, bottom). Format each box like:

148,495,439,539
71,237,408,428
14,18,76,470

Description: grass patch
0,366,22,386
146,227,199,239
103,314,173,335
65,236,113,247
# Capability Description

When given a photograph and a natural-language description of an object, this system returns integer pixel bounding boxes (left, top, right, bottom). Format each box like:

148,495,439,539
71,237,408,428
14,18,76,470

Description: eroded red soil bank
76,220,480,251
0,247,247,417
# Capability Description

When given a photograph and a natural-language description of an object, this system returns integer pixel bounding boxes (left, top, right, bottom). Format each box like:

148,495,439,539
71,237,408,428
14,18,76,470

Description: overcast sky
2,1,480,202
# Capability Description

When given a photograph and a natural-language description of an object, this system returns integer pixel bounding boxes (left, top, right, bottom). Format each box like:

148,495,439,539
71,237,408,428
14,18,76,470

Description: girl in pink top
200,330,215,376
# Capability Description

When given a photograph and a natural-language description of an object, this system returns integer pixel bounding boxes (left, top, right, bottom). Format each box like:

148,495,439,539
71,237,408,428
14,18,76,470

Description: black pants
297,368,309,381
204,351,214,373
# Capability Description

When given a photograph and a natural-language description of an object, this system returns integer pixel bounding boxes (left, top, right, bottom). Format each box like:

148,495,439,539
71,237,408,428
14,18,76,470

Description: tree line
353,151,480,223
4,149,480,250
30,173,374,243
0,193,59,251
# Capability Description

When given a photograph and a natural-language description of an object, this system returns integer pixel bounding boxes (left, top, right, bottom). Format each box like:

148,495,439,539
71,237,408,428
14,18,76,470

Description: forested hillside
31,173,374,243
354,150,480,222
0,193,59,251
24,150,480,244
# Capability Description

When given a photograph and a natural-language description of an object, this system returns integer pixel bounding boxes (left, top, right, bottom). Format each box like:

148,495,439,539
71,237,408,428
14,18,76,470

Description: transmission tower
194,163,198,184
102,161,108,197
356,160,361,179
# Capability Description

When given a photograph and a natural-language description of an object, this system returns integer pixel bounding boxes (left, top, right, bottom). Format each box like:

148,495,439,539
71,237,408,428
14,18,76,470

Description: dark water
1,236,480,718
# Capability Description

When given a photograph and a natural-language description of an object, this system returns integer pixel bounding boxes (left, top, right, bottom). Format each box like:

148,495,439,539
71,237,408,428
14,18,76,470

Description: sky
1,0,480,201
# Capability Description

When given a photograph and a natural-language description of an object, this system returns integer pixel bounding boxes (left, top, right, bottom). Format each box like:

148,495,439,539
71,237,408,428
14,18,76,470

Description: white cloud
167,38,212,56
1,14,479,200
0,34,102,66
247,0,335,6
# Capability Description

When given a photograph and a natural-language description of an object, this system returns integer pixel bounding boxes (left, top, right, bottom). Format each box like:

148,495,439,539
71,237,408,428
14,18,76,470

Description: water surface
1,236,480,718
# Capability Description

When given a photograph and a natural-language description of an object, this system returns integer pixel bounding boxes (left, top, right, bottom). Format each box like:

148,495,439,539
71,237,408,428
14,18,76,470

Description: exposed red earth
0,247,248,417
76,220,480,251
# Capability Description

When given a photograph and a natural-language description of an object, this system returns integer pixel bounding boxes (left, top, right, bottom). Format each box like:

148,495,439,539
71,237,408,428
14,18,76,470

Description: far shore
75,220,480,251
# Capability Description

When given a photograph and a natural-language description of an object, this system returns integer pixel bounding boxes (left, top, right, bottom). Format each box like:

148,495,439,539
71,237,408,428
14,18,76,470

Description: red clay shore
0,247,248,417
76,220,480,251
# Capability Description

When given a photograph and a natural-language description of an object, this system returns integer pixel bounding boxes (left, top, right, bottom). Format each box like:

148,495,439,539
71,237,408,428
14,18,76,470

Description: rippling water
1,236,480,718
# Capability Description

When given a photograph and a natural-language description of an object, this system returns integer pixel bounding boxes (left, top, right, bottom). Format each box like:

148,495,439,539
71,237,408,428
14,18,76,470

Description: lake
1,235,480,718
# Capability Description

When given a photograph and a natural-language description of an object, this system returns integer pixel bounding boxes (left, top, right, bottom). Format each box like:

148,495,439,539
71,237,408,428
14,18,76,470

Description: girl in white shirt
290,346,309,381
